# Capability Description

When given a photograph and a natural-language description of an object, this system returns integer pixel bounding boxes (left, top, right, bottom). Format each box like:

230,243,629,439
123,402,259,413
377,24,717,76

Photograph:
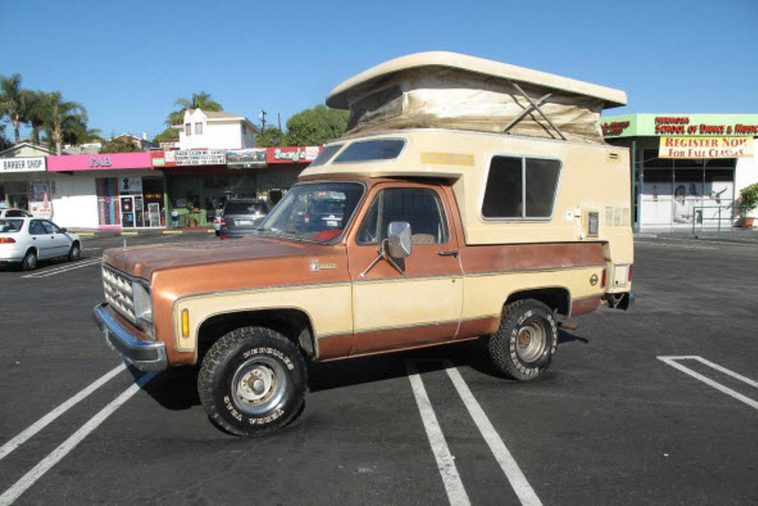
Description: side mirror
386,221,412,258
60,227,68,233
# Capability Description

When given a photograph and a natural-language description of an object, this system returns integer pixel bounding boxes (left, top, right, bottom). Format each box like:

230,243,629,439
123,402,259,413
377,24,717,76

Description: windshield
257,182,364,243
224,201,268,215
0,219,23,233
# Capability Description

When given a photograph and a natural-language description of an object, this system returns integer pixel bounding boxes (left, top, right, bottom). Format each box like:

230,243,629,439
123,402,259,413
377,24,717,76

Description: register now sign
659,137,754,159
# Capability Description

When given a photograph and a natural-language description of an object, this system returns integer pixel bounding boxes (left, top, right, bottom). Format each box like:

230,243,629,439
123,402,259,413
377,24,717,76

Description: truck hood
103,236,332,280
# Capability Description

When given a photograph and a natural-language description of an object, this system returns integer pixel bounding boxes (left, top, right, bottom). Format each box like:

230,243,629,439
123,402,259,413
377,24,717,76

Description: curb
68,228,216,238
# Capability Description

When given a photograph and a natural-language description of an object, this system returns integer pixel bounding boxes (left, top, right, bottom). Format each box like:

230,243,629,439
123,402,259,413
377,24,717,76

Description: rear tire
22,249,38,271
198,326,306,436
487,299,557,381
68,242,81,261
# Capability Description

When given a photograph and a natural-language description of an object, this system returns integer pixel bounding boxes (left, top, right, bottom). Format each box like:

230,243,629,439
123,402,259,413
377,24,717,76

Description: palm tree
25,90,49,145
41,92,88,154
166,91,223,126
0,74,31,144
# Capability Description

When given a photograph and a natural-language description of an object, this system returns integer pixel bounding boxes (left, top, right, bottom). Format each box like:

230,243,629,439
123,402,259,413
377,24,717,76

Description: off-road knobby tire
488,299,558,381
198,326,306,436
68,242,81,261
21,249,37,271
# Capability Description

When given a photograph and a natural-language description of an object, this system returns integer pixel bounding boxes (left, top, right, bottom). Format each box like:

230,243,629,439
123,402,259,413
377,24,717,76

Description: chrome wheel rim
515,321,547,363
231,356,288,416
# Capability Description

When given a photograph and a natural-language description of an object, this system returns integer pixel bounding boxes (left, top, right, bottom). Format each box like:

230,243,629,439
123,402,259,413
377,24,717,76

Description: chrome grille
102,265,136,323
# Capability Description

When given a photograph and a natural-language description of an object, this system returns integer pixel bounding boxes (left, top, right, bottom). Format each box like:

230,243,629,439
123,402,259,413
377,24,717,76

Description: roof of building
0,142,54,157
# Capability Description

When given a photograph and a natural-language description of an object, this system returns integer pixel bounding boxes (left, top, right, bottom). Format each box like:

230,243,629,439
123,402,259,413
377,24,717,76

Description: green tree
285,105,349,146
256,127,286,147
100,136,141,153
152,126,179,144
0,74,31,144
166,92,223,126
0,123,12,150
40,92,88,154
25,90,48,145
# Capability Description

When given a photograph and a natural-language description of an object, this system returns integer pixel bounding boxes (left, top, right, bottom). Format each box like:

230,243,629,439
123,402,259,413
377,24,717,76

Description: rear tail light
601,268,607,288
304,213,310,223
220,218,226,226
0,237,16,244
628,264,633,282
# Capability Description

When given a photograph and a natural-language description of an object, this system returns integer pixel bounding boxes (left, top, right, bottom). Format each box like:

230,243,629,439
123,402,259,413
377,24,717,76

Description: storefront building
151,146,321,227
602,114,758,231
0,143,53,216
47,152,165,229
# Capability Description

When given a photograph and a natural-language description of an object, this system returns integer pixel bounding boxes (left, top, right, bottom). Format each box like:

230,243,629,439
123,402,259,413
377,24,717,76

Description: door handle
437,250,459,258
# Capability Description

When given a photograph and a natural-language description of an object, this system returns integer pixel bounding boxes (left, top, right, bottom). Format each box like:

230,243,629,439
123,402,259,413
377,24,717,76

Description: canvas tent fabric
327,52,627,144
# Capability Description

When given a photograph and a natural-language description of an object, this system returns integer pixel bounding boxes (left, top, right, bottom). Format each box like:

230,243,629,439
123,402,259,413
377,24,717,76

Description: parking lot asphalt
0,234,756,505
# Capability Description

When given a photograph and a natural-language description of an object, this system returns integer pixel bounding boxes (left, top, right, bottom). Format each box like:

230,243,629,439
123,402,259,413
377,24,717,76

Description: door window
29,220,46,235
42,221,62,234
357,188,449,245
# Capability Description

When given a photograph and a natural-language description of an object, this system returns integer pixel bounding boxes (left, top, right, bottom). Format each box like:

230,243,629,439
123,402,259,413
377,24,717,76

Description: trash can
170,210,180,228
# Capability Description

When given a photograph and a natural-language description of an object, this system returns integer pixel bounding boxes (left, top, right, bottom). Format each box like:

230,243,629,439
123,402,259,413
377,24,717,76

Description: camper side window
482,156,560,219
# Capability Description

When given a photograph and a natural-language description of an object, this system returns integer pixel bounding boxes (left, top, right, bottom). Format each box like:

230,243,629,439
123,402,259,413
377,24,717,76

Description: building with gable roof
177,109,257,151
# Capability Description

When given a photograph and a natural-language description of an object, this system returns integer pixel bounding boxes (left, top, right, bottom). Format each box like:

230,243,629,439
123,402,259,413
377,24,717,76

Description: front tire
487,299,558,381
22,249,38,271
68,242,81,261
198,326,306,436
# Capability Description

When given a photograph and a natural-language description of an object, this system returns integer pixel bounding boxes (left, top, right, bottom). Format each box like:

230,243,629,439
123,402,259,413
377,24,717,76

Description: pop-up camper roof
327,51,627,144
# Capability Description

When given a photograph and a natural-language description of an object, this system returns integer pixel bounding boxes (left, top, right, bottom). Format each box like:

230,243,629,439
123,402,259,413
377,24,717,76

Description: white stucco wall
178,109,256,150
735,154,758,218
50,174,98,228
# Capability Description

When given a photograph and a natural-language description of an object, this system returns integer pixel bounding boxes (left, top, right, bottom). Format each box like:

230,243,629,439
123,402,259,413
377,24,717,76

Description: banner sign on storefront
47,152,153,172
0,157,46,173
174,149,226,166
266,146,323,164
29,181,53,219
658,137,754,159
602,114,758,139
226,148,267,168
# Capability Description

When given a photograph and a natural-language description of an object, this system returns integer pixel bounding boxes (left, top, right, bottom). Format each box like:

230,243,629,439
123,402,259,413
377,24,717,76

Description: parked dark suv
219,198,271,239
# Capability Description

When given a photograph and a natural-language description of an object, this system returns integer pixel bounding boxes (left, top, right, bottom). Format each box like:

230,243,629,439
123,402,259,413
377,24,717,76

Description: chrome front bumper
93,303,167,371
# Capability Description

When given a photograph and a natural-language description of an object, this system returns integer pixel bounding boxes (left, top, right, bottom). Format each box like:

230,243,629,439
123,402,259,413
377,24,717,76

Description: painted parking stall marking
658,355,758,410
406,360,471,506
0,364,126,461
0,371,157,506
22,257,101,279
407,359,542,506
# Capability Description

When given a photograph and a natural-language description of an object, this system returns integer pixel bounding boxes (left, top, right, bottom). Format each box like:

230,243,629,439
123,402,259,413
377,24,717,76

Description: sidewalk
68,227,215,238
635,228,758,245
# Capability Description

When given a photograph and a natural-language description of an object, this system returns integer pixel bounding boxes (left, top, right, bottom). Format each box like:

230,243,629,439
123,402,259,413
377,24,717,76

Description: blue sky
1,0,757,140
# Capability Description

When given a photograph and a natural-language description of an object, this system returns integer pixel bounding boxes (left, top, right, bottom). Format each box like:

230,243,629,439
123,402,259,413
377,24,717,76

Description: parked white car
0,217,82,270
0,208,32,219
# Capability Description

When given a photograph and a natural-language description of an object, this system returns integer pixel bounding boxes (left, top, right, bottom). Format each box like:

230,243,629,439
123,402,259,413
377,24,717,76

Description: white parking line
0,364,126,461
407,359,542,506
406,360,470,506
0,372,156,506
22,258,101,278
658,355,758,410
444,362,542,506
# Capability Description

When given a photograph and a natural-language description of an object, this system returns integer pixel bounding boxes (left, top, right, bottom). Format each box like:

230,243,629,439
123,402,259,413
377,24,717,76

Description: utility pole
259,110,267,131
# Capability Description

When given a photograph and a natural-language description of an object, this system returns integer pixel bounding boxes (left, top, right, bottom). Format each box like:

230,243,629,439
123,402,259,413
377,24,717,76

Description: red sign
266,146,322,164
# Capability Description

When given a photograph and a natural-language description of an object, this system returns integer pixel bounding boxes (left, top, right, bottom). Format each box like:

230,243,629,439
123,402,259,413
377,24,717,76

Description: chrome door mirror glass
387,221,412,258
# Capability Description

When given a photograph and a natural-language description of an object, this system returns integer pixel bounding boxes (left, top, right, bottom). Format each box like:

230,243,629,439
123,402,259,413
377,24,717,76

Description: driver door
348,184,463,355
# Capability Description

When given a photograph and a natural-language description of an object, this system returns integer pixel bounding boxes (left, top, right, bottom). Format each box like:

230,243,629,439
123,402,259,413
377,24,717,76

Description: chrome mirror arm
359,240,406,278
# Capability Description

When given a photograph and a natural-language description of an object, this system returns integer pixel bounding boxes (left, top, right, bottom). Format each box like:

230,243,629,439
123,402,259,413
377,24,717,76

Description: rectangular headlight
132,281,153,328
